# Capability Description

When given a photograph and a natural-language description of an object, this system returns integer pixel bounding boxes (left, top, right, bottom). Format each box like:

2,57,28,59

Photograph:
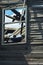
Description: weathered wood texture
0,9,2,45
0,0,43,65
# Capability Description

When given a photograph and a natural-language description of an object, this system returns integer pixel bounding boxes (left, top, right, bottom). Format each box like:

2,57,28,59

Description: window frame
1,6,27,45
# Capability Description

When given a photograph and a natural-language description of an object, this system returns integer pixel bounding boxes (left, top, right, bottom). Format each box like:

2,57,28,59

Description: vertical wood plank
0,8,2,45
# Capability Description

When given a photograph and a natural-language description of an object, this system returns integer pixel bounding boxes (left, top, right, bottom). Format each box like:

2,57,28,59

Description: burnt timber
0,0,43,65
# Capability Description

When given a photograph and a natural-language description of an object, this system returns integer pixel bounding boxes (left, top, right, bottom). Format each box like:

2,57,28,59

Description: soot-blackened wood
25,0,31,51
0,8,2,45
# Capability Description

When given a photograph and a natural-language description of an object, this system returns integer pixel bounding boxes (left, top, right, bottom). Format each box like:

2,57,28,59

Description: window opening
2,6,27,45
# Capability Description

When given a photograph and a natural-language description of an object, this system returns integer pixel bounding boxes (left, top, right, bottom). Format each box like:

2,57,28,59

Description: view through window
2,7,27,45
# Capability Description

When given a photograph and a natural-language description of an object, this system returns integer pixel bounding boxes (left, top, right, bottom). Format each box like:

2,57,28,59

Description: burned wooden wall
0,0,43,65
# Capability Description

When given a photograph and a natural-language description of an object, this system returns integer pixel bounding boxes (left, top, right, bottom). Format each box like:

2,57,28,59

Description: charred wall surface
0,0,43,65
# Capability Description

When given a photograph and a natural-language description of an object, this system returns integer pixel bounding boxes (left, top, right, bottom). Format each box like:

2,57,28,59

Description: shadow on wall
0,47,31,65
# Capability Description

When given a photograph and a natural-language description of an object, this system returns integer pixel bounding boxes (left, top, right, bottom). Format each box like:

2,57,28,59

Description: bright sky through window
5,9,22,28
